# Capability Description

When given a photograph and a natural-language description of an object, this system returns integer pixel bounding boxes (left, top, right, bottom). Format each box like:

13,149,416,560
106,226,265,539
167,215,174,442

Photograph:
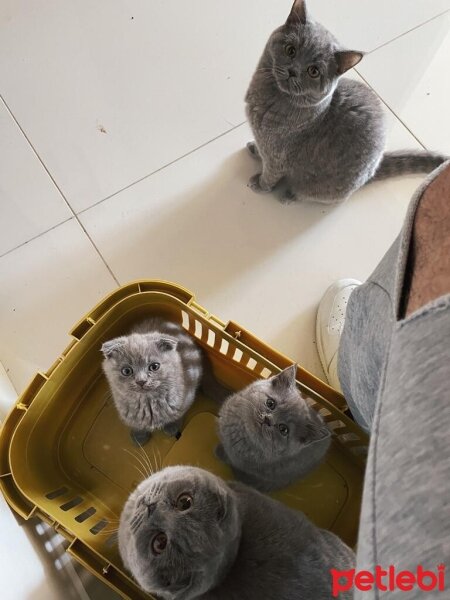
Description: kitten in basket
216,364,331,490
101,317,228,444
118,465,354,600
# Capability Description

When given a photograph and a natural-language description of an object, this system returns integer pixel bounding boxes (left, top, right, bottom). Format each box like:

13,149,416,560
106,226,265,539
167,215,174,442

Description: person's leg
354,162,450,597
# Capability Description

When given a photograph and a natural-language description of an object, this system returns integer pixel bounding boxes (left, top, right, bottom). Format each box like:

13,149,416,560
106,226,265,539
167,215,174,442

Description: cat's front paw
130,429,152,446
248,174,271,193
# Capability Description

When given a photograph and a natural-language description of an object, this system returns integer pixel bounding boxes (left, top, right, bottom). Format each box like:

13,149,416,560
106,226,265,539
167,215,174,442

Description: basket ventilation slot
60,496,83,511
45,487,69,500
75,507,96,523
246,357,257,370
89,519,108,535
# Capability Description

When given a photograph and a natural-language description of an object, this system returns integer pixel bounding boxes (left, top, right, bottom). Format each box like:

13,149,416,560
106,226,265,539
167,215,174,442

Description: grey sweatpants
338,164,450,598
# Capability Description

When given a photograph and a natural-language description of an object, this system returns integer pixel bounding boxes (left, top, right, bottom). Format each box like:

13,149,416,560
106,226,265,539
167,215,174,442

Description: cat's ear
271,364,297,389
335,50,364,75
286,0,308,27
156,337,178,352
101,337,126,358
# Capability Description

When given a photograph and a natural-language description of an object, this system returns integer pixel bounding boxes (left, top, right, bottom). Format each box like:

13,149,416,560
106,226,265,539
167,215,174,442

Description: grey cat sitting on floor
216,364,330,490
118,465,354,600
245,0,447,204
102,317,227,444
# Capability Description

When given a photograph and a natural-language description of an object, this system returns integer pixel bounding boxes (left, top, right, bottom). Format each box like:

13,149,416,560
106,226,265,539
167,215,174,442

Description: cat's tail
371,150,448,181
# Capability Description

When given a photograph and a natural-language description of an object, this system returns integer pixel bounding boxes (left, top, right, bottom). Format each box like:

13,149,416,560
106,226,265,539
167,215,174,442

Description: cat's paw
246,142,261,159
163,422,182,438
130,429,152,446
279,189,296,205
248,174,271,193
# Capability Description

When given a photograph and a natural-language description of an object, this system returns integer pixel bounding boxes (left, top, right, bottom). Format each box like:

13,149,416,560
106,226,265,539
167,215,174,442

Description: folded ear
101,337,126,358
271,364,297,389
286,0,308,27
156,337,178,352
335,50,364,74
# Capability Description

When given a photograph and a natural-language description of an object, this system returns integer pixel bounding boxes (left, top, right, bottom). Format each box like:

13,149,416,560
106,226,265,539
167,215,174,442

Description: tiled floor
1,0,449,395
0,0,450,391
1,1,449,598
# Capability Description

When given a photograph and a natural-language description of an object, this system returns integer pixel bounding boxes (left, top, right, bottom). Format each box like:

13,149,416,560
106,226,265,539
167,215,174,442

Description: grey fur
245,0,447,204
217,364,331,490
102,318,226,440
118,465,354,600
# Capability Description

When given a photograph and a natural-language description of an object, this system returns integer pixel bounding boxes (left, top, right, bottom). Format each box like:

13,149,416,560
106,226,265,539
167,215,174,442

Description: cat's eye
278,424,289,436
176,493,193,511
266,397,276,410
284,44,296,58
148,362,160,372
121,366,133,376
307,65,320,78
151,532,168,555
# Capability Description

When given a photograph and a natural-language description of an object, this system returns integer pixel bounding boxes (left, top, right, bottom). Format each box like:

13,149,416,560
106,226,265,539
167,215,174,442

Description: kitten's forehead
120,333,164,361
281,20,337,56
136,466,224,498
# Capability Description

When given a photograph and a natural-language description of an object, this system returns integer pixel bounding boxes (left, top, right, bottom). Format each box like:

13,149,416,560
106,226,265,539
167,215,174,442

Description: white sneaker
316,279,361,391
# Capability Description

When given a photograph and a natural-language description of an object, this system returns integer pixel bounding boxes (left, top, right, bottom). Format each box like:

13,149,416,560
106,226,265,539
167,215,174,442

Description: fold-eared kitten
119,465,354,600
216,364,330,490
102,318,226,444
245,0,447,204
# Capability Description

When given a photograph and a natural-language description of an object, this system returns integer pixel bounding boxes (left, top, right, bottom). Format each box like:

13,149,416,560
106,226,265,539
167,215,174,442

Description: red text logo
331,565,446,596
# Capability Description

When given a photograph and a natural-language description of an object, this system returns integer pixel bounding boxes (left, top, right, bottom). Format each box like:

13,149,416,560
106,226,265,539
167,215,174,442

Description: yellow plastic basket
0,281,368,600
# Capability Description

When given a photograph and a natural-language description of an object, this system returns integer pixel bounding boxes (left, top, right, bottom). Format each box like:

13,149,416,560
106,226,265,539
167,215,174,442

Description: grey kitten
118,465,354,600
245,0,447,204
216,364,331,491
102,318,226,443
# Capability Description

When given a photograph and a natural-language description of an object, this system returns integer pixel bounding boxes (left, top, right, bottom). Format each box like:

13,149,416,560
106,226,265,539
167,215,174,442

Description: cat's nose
263,415,272,426
136,380,146,387
288,68,296,78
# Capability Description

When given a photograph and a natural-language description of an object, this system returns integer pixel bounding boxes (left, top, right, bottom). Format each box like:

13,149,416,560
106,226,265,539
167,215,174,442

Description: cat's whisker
127,447,151,478
123,448,151,479
156,446,162,470
136,442,154,477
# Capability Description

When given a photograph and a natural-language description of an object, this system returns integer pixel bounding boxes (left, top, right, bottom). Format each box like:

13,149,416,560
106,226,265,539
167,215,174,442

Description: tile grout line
0,217,74,260
354,69,428,150
1,93,120,283
365,8,450,55
77,120,247,216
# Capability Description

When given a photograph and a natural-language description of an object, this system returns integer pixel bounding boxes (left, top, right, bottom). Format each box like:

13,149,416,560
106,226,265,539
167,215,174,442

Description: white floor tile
0,0,285,212
311,0,450,51
0,220,117,392
0,100,72,256
357,12,450,153
80,101,424,380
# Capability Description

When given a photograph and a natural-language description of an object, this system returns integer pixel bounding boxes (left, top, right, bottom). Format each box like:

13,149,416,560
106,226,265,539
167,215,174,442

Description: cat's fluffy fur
102,318,225,440
118,465,354,600
216,364,330,490
245,0,447,204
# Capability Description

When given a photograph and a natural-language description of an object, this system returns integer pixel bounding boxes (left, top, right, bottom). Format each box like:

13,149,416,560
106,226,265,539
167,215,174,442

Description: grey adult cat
216,364,330,490
102,318,227,444
118,465,354,600
245,0,447,204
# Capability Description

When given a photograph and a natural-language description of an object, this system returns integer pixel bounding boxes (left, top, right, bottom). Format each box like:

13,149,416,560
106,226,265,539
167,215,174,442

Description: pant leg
337,238,399,432
337,163,450,598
